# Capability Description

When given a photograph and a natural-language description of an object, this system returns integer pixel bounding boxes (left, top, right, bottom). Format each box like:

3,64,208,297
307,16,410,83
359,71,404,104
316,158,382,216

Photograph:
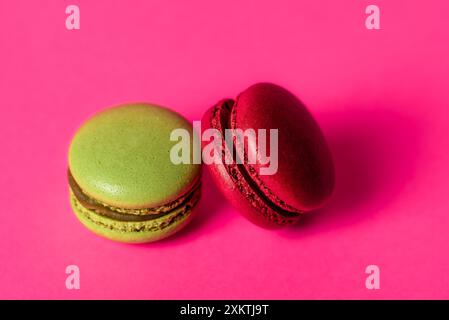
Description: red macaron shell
201,83,334,228
233,83,334,212
201,101,300,228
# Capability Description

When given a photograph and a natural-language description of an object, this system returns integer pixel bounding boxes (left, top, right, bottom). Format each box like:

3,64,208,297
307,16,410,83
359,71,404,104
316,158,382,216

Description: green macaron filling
69,169,201,223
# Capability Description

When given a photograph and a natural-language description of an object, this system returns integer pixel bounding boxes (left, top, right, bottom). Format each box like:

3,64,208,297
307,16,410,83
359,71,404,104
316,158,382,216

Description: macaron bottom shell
70,191,197,243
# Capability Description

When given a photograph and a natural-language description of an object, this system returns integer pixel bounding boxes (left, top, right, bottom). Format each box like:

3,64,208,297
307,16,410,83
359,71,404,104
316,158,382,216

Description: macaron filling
68,170,201,223
70,192,195,233
209,99,301,225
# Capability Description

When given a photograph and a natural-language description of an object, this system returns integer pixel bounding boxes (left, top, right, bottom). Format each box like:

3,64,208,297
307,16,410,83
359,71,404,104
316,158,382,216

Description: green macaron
68,103,201,243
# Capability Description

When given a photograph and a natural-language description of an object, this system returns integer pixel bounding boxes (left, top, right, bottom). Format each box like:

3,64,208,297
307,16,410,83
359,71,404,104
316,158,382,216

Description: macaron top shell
69,103,200,209
232,83,334,212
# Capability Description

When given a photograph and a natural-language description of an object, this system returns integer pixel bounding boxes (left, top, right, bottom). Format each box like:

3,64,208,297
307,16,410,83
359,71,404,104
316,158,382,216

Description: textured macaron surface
233,83,334,212
69,103,200,209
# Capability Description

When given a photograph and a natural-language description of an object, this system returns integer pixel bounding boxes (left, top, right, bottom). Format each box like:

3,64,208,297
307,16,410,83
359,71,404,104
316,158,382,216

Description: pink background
1,0,449,299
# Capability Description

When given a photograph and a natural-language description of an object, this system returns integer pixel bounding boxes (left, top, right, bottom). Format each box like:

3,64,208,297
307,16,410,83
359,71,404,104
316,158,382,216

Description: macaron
68,103,201,243
201,83,334,228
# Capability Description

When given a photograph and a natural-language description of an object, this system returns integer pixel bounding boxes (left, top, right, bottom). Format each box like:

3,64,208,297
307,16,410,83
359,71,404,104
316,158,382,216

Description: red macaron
201,83,334,228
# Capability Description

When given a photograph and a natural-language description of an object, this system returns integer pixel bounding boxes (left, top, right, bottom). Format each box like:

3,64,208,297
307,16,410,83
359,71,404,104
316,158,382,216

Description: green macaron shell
69,103,200,209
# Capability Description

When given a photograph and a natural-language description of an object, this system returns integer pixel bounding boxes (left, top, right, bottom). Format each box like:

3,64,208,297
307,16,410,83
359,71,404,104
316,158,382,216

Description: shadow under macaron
279,104,423,238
